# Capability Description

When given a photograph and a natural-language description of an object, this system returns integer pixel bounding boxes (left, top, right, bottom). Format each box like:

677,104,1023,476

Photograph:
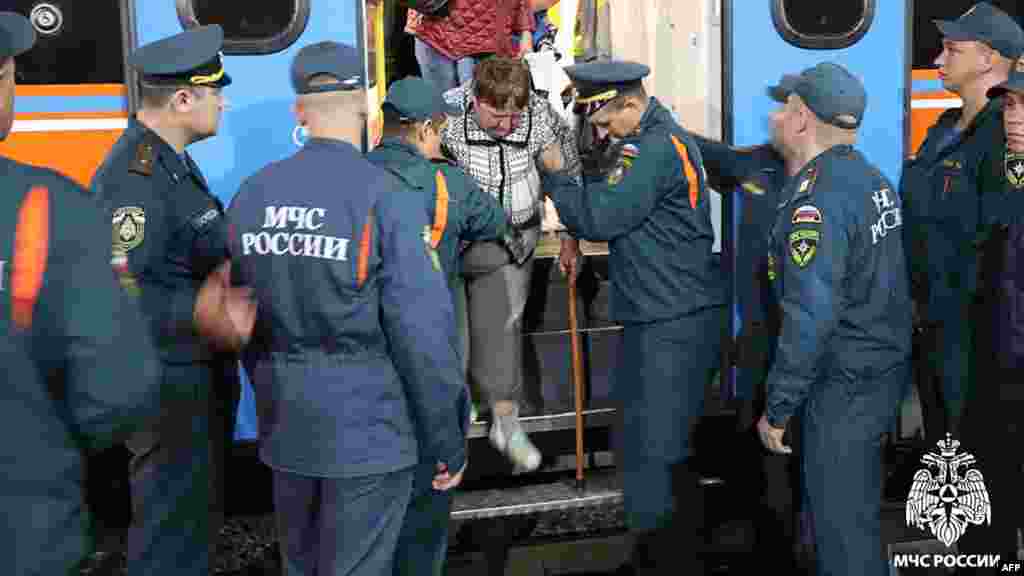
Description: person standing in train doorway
0,12,163,575
90,24,248,576
900,2,1024,445
952,62,1024,573
226,42,469,576
367,75,507,576
540,61,726,575
754,62,911,575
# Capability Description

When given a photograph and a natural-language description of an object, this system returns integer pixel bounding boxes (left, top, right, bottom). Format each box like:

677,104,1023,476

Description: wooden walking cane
568,271,586,491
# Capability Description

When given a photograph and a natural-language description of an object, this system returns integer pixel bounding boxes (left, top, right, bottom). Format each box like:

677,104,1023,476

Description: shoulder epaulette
129,138,155,176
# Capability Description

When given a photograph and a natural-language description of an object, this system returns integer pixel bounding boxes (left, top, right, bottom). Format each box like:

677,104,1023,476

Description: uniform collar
634,97,669,136
304,136,362,156
938,97,1003,138
129,116,204,189
371,137,436,190
376,137,423,159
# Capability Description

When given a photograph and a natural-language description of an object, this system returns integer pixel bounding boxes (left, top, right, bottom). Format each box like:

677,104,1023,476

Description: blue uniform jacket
366,137,507,296
899,100,1004,319
543,98,725,324
0,158,159,574
765,145,911,427
692,134,786,396
91,117,234,365
228,137,469,478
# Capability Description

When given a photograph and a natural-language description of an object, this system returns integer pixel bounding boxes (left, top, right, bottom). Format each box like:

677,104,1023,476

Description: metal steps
467,407,617,439
452,468,623,520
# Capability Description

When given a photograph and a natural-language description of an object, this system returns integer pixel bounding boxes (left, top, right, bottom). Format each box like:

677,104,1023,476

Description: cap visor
766,85,790,103
213,72,232,88
0,13,36,57
934,19,975,42
987,81,1024,99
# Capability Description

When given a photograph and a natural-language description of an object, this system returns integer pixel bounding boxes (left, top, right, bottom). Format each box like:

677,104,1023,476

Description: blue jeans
414,38,477,92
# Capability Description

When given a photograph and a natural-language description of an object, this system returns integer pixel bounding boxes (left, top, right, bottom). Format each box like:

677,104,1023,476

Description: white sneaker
489,417,541,471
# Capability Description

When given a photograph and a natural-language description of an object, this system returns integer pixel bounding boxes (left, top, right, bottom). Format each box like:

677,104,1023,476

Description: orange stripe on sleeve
431,170,449,249
356,207,374,288
12,185,50,330
670,135,699,210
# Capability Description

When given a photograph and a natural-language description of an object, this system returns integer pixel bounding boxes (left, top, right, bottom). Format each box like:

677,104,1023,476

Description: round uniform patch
112,206,145,252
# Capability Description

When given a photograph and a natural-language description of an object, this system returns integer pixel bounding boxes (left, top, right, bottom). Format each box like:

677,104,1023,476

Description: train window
771,0,875,50
11,1,125,85
912,0,1021,69
176,0,311,55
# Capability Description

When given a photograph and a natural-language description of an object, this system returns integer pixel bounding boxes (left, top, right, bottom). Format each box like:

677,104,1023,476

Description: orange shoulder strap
12,185,50,330
431,170,449,249
670,134,699,210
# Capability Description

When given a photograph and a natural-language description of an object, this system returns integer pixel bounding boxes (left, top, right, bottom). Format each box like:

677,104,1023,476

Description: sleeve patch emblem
792,204,822,225
1005,152,1024,189
112,206,145,252
741,180,765,195
767,253,777,281
789,229,819,268
422,225,442,271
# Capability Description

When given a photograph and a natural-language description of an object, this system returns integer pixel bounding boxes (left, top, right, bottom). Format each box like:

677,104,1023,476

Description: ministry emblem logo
906,434,991,547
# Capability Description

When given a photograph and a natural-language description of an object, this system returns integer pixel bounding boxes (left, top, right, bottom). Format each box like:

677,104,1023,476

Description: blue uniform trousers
801,365,906,576
272,467,414,576
616,307,725,572
392,461,453,576
127,363,233,575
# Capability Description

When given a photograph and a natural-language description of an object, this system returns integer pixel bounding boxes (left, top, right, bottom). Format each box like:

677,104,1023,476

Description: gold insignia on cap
576,88,619,105
191,66,225,86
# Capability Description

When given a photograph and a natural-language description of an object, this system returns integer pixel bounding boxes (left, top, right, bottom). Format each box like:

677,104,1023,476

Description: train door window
176,0,311,55
912,0,1021,69
771,0,875,50
12,1,125,84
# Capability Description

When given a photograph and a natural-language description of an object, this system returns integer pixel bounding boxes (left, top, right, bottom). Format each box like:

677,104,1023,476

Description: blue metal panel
132,0,362,441
730,1,907,183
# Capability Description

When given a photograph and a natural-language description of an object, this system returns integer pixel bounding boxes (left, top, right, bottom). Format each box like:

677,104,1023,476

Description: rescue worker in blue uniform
367,76,506,576
899,2,1024,440
755,62,911,575
689,76,813,573
541,61,726,575
89,24,241,575
953,65,1024,572
0,13,161,575
226,42,470,576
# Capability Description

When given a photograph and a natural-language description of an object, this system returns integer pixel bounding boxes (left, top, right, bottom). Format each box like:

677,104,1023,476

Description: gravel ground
76,502,626,576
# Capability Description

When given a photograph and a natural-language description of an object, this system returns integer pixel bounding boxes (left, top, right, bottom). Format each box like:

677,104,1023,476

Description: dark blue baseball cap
0,12,35,59
383,76,459,121
291,41,363,94
935,2,1024,60
790,62,867,130
130,25,231,88
987,60,1024,98
766,73,802,103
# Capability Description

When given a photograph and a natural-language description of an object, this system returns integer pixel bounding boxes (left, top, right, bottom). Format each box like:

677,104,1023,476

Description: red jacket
411,0,534,60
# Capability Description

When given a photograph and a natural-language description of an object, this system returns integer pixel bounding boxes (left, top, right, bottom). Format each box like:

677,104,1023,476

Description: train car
6,0,1023,568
